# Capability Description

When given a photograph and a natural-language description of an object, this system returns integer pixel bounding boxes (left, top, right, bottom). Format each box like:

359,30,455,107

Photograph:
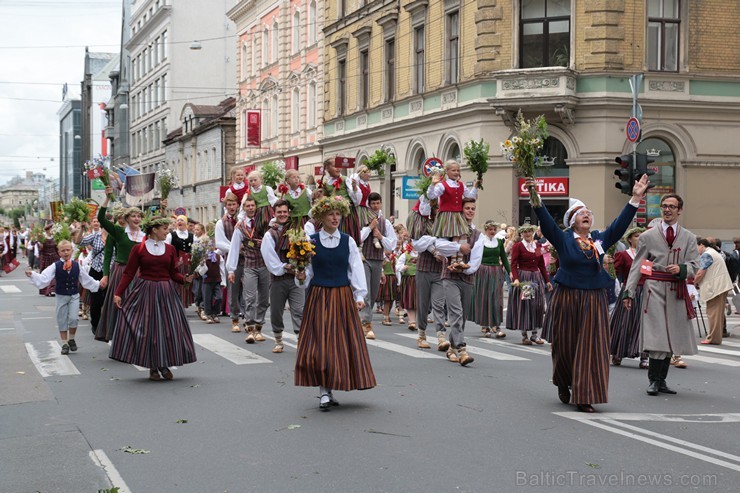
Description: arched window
241,42,248,79
411,145,426,173
252,37,258,73
308,81,317,128
637,137,676,224
262,28,269,67
272,21,279,62
262,97,270,138
308,1,317,44
292,11,301,54
444,141,461,162
271,94,279,137
291,88,301,133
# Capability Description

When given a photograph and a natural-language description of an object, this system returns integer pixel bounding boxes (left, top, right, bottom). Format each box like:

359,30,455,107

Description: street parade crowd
4,158,740,413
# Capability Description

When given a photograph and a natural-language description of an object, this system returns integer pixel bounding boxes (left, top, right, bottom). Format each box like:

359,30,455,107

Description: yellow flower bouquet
286,228,316,284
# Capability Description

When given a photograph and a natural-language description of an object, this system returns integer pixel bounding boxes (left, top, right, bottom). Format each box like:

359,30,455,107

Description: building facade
320,0,740,239
57,98,82,203
106,0,134,171
163,98,236,223
227,0,325,183
126,0,235,176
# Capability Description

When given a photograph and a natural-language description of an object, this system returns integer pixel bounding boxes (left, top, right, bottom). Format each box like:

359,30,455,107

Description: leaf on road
190,384,200,388
16,371,25,375
365,429,411,438
586,462,600,469
176,419,188,424
287,424,301,430
109,377,120,381
100,368,109,372
120,446,150,454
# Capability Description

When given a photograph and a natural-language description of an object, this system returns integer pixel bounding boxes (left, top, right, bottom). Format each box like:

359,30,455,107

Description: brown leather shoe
149,370,161,381
670,355,688,368
363,323,376,340
437,333,451,352
458,348,474,367
577,404,596,413
254,324,266,341
245,326,256,344
522,337,533,346
446,348,459,363
231,319,241,332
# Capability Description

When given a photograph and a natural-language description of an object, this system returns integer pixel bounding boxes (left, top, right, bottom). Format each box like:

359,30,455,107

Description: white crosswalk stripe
192,333,272,365
475,337,550,356
0,285,22,294
682,354,740,367
24,341,81,377
395,333,529,361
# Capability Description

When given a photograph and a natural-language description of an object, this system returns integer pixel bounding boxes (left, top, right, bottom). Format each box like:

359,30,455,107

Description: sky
0,0,123,186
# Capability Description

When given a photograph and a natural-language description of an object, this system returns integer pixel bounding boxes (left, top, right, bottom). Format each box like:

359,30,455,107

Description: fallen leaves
119,446,150,454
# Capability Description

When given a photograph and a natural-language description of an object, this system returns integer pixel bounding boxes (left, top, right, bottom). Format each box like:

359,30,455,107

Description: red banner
314,166,323,176
219,186,230,201
334,156,355,169
246,111,260,147
285,156,299,170
518,177,569,197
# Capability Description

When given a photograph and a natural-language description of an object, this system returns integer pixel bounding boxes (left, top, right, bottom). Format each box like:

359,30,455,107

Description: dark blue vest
310,233,350,288
55,260,80,296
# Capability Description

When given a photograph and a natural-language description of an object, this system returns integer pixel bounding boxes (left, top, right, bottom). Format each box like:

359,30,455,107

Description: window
160,74,166,104
242,42,248,79
647,0,679,71
292,11,301,54
154,121,160,150
262,98,270,138
252,37,258,73
203,150,208,179
338,0,345,19
131,95,137,120
308,81,317,128
272,21,279,62
445,11,459,84
359,49,369,109
271,94,279,137
385,38,395,101
263,28,269,66
309,1,317,44
292,88,301,133
337,58,346,115
153,36,160,66
414,26,425,93
520,0,570,68
162,30,168,60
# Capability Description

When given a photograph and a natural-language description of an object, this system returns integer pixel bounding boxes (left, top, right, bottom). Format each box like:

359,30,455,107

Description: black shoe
319,394,331,411
61,344,70,355
646,380,660,396
558,385,571,404
576,404,596,413
658,381,677,394
328,392,340,407
68,339,77,352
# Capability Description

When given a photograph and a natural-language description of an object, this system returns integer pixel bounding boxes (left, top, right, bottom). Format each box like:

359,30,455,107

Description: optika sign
518,177,569,197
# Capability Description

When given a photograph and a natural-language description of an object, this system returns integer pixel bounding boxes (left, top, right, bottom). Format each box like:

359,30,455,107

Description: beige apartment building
319,0,740,239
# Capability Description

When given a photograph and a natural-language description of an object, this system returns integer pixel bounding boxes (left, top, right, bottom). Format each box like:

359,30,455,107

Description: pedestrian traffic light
635,153,657,190
614,155,634,195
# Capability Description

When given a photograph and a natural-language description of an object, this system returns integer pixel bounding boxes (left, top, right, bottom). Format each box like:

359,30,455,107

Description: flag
124,173,156,207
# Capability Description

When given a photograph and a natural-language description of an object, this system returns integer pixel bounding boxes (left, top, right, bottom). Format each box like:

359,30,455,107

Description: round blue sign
626,117,641,143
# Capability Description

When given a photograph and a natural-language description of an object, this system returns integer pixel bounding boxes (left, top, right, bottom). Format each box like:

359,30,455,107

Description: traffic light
635,153,657,190
614,155,634,195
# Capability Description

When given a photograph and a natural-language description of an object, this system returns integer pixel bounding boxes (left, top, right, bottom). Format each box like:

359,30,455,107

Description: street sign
422,157,443,177
626,117,641,143
401,176,421,200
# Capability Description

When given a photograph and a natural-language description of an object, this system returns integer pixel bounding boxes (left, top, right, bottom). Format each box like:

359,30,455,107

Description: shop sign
518,177,569,197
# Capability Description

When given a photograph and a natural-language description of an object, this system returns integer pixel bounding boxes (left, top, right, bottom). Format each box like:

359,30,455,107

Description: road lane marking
24,341,81,377
396,333,529,361
556,413,740,473
719,340,740,348
192,333,272,364
262,333,298,350
0,327,14,331
475,337,550,355
284,331,440,359
22,316,53,320
697,345,740,356
0,285,22,293
681,354,740,367
555,412,740,423
89,449,131,493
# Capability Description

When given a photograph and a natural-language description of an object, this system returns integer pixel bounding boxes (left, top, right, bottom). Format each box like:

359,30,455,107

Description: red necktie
666,226,675,247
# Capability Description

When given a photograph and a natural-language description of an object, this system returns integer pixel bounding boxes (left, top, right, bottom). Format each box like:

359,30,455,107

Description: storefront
518,137,570,226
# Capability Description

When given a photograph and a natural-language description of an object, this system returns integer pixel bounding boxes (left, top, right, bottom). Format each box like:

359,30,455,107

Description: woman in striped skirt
112,216,197,381
294,196,376,411
37,225,59,296
506,224,551,344
377,251,397,326
532,175,648,413
96,194,145,342
608,227,648,368
473,221,511,338
396,243,420,339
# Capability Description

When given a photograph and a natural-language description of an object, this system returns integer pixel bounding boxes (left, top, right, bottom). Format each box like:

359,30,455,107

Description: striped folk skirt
356,205,376,228
96,262,130,342
609,284,645,359
431,211,469,238
406,210,430,240
339,206,361,241
80,286,92,306
289,215,310,232
471,265,506,328
544,286,610,405
400,275,417,310
376,274,397,302
505,270,546,332
38,252,59,296
109,279,197,368
294,285,376,391
175,252,193,308
254,205,274,236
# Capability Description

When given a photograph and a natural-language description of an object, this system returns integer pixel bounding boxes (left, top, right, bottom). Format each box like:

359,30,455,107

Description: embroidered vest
310,233,350,287
268,227,292,281
362,216,385,261
55,260,80,295
171,232,193,254
441,228,480,284
358,182,371,207
250,186,270,208
222,214,237,241
285,188,311,218
438,180,464,213
237,219,264,268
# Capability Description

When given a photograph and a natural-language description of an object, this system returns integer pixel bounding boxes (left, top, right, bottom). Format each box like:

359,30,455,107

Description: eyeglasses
575,209,593,217
660,204,679,210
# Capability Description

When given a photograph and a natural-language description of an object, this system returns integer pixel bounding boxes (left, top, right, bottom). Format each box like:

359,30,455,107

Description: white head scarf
564,198,586,228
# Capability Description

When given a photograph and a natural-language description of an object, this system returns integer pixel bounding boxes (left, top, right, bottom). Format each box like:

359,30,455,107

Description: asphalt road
1,264,739,493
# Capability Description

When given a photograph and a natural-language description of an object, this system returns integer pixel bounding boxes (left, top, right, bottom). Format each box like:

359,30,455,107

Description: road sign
422,157,443,177
401,176,421,200
626,117,641,143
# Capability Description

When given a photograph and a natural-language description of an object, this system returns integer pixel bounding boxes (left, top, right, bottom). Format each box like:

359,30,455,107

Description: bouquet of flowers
464,139,490,190
51,222,72,244
363,148,395,177
63,198,92,224
188,239,208,276
286,228,316,284
500,112,549,207
83,155,116,202
261,160,286,189
156,167,178,200
519,281,538,301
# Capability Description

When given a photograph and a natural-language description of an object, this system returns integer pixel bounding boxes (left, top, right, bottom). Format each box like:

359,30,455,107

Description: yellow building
321,0,740,239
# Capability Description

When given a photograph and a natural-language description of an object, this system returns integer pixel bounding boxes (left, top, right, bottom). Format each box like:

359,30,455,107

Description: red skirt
400,276,416,309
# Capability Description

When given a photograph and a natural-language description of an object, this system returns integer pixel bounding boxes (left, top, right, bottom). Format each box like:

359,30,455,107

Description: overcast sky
0,0,122,186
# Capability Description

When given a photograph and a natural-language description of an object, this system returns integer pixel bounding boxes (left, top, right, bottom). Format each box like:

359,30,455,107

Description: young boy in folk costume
227,167,249,206
201,240,224,324
246,170,278,236
426,160,479,268
278,169,312,230
27,240,101,355
318,158,362,240
215,191,243,332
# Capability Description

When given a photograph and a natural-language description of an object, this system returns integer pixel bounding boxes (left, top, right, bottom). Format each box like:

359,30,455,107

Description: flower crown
141,216,172,232
309,196,351,220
